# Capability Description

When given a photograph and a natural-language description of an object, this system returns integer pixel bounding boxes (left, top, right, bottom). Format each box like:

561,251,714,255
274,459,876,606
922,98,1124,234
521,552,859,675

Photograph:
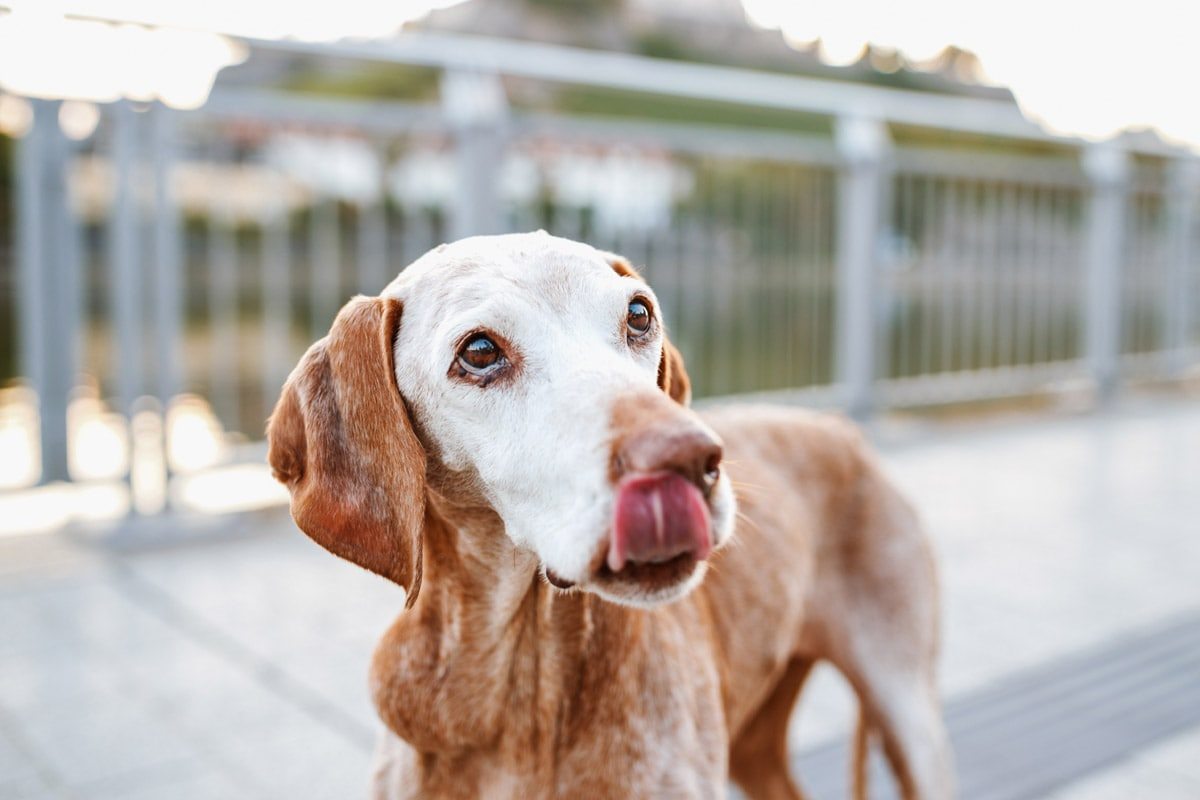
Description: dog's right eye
626,297,654,341
457,334,503,375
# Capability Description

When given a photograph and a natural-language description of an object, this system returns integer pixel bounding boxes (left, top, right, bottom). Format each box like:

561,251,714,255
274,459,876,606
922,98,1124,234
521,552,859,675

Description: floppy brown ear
657,337,691,406
267,295,425,608
604,252,692,406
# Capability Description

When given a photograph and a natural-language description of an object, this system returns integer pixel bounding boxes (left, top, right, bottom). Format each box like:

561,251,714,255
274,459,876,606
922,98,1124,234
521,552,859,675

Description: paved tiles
795,611,1200,799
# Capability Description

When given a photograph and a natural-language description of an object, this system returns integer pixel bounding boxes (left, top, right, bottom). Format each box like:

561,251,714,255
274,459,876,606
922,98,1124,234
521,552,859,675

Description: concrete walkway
2,399,1198,799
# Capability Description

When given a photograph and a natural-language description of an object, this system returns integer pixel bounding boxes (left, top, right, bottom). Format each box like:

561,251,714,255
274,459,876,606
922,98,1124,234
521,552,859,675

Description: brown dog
268,232,952,799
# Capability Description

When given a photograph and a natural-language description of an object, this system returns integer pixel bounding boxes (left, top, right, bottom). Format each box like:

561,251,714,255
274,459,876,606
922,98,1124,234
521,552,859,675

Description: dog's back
697,405,951,798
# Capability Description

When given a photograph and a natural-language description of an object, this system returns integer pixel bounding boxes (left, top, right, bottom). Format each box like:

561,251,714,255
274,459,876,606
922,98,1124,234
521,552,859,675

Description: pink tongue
609,473,712,572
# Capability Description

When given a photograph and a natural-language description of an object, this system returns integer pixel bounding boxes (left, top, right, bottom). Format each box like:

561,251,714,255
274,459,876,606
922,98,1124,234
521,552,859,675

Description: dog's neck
370,486,644,759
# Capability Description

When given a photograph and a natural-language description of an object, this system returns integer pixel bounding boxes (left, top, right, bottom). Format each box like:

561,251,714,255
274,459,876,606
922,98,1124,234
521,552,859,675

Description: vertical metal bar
1083,144,1130,401
780,168,796,388
1070,185,1085,365
261,172,292,421
1037,184,1054,366
1030,185,1048,367
711,162,734,395
963,181,982,373
53,128,82,483
920,177,937,377
751,166,768,391
1074,184,1089,365
1124,192,1142,356
1047,188,1064,363
61,130,84,410
442,69,507,239
357,142,390,294
940,178,957,374
404,206,434,267
1164,159,1197,375
18,100,76,482
150,103,183,412
925,177,943,377
978,180,998,370
993,183,1012,367
208,141,239,430
310,195,341,335
762,167,777,390
1147,192,1159,356
140,102,174,499
109,100,143,428
834,115,889,418
800,170,813,387
818,169,834,385
17,100,49,458
735,170,753,392
1013,185,1032,370
668,195,688,373
699,159,718,396
894,172,914,380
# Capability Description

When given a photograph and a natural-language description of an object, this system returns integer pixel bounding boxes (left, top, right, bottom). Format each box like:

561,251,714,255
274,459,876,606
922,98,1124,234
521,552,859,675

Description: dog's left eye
457,334,503,375
627,298,653,338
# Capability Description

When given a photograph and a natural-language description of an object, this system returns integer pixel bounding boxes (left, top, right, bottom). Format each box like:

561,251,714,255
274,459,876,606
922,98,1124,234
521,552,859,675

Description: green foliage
282,64,441,101
633,31,693,61
525,0,625,15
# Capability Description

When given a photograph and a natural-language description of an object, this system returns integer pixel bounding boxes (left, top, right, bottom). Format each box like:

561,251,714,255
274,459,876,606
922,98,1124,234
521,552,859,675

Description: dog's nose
614,421,723,495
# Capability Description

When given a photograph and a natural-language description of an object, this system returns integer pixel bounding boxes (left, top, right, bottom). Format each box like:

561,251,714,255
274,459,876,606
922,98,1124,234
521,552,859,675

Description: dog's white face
383,232,736,606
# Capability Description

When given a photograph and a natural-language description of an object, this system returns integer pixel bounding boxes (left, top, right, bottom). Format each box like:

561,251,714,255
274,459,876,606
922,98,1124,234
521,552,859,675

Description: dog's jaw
529,473,736,607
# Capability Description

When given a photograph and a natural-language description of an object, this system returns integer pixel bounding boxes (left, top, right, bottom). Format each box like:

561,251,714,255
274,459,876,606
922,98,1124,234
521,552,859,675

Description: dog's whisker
733,511,762,535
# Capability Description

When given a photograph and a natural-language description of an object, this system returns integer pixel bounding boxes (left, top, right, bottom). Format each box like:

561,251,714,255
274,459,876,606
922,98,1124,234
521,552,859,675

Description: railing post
17,99,77,483
357,141,390,294
109,100,144,427
150,102,183,414
16,101,48,477
1082,143,1129,403
834,115,890,419
441,69,507,239
1165,157,1198,376
147,102,182,509
261,171,292,420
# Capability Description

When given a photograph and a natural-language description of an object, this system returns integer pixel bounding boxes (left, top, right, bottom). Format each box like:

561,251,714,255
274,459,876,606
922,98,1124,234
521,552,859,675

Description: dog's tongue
609,473,711,572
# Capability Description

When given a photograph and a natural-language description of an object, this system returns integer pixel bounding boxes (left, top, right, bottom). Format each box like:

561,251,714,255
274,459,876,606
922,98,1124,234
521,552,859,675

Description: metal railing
2,32,1199,496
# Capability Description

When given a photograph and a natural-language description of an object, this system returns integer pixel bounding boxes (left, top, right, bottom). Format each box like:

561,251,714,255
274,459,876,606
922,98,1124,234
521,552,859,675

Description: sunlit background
2,0,1197,531
1,3,1199,799
4,0,1200,137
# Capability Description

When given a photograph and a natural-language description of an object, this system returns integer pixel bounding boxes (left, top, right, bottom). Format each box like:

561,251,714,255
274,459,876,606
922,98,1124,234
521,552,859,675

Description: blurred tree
526,0,625,14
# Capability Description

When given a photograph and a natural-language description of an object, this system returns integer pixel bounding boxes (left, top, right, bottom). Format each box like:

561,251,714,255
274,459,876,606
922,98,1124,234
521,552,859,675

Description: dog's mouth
545,472,713,598
608,471,712,571
594,550,700,591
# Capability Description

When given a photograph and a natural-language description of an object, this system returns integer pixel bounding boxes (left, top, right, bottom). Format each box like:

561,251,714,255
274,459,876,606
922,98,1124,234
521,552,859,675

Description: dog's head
267,232,736,607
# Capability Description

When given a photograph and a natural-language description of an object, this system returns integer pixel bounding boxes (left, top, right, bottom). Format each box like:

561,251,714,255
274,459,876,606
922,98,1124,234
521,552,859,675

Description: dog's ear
657,337,691,406
604,253,692,406
267,296,425,608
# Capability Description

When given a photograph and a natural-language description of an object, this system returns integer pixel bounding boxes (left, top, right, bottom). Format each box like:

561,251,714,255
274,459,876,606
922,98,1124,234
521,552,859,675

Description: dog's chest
375,705,727,799
475,645,727,796
375,602,729,797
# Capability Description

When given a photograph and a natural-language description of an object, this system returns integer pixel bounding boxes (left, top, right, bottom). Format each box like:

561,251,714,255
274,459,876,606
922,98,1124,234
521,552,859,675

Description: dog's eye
627,298,653,337
458,334,503,374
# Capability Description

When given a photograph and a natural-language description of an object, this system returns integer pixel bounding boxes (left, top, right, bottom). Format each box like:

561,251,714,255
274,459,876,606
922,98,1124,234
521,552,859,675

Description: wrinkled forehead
383,233,647,325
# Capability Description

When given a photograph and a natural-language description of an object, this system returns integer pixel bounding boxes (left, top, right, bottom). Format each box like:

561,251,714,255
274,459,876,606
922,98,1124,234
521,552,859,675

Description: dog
267,232,953,799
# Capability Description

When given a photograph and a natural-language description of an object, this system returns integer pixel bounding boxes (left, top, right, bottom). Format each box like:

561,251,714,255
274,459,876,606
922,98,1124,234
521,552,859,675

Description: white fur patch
384,232,737,597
